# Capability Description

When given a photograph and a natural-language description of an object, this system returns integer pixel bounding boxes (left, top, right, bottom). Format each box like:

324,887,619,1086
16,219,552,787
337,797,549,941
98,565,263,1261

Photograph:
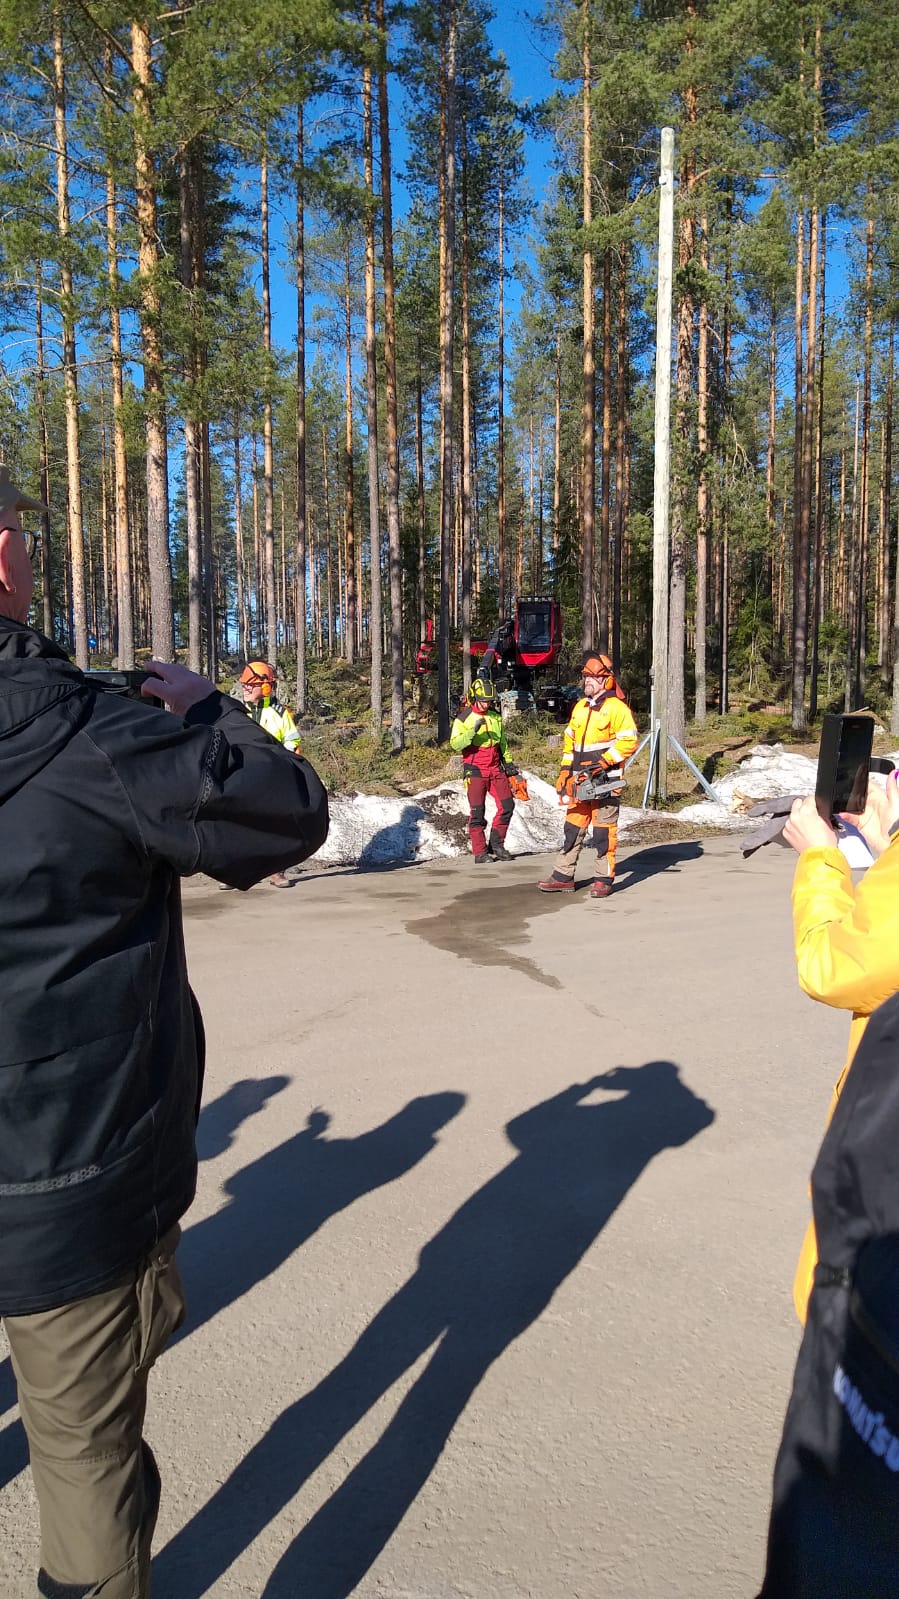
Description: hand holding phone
815,714,874,822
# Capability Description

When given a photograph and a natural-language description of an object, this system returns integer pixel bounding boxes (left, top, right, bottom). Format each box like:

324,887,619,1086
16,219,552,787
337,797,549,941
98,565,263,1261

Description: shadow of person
156,1063,714,1599
196,1075,291,1162
175,1092,466,1343
614,840,703,894
358,803,424,868
0,1077,297,1492
0,1356,27,1492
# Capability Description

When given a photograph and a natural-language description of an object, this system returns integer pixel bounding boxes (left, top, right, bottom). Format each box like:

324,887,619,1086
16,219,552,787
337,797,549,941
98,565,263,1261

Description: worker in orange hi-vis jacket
537,653,637,900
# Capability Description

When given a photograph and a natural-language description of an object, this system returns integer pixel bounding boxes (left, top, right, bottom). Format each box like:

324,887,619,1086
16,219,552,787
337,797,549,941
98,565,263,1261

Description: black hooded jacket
0,619,329,1315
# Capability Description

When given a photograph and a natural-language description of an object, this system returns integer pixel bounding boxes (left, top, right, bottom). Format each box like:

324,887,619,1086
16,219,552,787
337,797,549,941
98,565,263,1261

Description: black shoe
473,851,492,864
489,841,513,861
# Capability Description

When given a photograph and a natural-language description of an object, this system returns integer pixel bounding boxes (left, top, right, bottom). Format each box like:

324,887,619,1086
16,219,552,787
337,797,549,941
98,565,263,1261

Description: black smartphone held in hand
815,713,874,821
84,670,161,703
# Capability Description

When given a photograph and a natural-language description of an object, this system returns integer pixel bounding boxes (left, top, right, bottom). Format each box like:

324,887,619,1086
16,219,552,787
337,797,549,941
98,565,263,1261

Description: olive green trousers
4,1226,185,1598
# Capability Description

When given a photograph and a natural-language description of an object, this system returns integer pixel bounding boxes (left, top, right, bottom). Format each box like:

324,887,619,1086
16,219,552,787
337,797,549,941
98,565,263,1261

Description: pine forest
1,0,898,757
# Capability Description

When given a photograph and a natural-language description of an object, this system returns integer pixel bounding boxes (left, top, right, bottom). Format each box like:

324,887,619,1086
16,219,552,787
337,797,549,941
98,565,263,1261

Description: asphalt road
0,835,846,1598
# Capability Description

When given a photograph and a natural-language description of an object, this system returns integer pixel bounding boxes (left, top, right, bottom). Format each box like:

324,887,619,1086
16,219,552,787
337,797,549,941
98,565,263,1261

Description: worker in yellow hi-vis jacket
537,653,637,900
239,661,302,885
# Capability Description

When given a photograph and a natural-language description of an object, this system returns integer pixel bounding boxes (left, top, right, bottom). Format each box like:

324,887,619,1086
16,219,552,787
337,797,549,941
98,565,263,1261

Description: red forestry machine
415,597,563,699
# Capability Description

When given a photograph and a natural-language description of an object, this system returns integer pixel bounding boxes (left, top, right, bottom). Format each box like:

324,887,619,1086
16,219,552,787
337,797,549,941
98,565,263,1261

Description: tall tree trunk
295,99,308,713
669,114,696,743
261,151,277,659
104,68,133,669
53,8,88,667
613,244,628,671
794,198,819,726
695,212,709,722
791,203,808,727
416,338,428,646
846,379,861,708
131,20,173,662
179,149,203,673
377,0,405,749
35,263,53,638
437,1,456,741
460,140,474,694
553,309,562,575
321,425,334,656
580,6,595,653
234,421,247,660
193,150,216,681
766,300,777,647
599,247,612,651
856,205,875,706
720,223,733,715
497,153,506,615
343,240,357,664
883,317,894,676
810,214,827,722
363,38,382,734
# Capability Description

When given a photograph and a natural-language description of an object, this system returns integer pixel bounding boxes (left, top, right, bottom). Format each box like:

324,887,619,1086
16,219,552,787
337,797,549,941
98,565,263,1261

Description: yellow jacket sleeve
792,838,899,1016
604,699,638,765
281,707,302,754
450,713,477,753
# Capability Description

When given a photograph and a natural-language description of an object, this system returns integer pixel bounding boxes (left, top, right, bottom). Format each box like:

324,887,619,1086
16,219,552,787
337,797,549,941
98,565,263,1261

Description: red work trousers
465,769,514,856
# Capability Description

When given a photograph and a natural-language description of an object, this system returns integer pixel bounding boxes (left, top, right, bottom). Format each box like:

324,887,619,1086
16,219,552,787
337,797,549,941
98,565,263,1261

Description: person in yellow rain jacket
537,652,638,899
783,774,899,1321
239,661,303,885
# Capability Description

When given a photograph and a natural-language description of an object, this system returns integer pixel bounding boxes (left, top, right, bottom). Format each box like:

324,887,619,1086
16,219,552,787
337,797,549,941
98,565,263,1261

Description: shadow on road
156,1062,714,1599
177,1092,466,1342
196,1074,291,1162
613,840,703,895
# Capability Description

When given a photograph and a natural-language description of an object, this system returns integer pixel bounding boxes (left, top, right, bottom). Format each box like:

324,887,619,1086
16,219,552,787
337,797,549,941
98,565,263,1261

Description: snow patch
308,744,899,869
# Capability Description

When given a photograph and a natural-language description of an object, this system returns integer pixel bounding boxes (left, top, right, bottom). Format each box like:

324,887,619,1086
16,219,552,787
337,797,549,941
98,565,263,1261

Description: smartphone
83,669,160,702
815,713,874,820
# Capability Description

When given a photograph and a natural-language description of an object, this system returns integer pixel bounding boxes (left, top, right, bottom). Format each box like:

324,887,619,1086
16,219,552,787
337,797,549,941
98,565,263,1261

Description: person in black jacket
0,469,329,1598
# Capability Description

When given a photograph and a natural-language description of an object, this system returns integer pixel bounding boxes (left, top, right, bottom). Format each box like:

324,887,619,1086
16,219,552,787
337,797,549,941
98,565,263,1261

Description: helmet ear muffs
470,675,496,705
581,652,615,694
240,659,276,692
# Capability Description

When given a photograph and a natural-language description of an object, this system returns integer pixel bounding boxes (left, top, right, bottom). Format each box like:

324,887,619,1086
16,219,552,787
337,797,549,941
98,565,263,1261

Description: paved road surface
0,836,846,1598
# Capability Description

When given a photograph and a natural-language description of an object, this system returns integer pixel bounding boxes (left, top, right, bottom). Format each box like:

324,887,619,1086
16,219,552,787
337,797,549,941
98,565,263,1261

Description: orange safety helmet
240,659,276,696
580,652,617,696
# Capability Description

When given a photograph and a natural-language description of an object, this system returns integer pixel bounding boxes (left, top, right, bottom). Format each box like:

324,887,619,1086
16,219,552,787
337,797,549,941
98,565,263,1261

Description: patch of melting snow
308,743,899,869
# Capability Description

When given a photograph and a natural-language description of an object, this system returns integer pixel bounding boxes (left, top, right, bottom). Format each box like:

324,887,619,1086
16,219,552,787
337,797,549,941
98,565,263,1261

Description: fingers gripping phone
815,713,875,822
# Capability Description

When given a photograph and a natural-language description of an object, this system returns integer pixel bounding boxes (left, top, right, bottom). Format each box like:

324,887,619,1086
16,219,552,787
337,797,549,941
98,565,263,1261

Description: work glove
503,761,520,777
555,769,570,796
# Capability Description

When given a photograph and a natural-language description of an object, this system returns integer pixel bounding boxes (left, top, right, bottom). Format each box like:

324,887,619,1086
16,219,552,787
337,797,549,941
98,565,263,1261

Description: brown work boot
537,874,575,893
590,878,614,899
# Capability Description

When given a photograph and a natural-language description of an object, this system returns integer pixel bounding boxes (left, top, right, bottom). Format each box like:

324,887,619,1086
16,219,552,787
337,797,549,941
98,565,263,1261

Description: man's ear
0,528,17,596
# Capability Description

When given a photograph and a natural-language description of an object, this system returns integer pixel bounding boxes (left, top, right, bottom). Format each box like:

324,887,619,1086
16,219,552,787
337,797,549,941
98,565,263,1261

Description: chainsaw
570,766,626,803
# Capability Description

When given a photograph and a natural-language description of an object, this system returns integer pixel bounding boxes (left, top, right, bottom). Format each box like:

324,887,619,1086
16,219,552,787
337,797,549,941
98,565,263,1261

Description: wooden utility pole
651,128,675,801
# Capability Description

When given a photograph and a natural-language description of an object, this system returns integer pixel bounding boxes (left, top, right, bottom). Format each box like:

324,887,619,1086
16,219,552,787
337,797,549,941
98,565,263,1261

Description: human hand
783,795,838,855
837,772,899,857
141,660,217,716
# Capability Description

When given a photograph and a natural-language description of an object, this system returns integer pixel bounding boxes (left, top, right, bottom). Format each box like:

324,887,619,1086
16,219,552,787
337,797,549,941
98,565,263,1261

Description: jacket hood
0,616,88,804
